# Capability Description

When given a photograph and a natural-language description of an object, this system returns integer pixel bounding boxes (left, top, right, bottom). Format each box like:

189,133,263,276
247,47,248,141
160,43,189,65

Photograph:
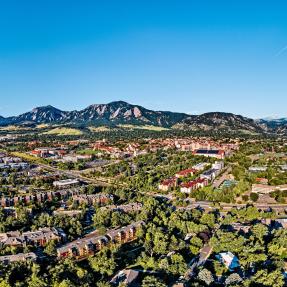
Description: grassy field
0,125,31,131
238,129,259,136
10,152,46,164
36,124,50,129
77,149,101,155
88,126,111,132
42,127,83,136
118,124,169,131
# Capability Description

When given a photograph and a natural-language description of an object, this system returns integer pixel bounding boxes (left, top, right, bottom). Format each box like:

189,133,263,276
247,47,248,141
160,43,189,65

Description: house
110,269,139,286
158,177,178,191
0,252,37,265
230,223,252,234
175,169,197,178
216,252,240,271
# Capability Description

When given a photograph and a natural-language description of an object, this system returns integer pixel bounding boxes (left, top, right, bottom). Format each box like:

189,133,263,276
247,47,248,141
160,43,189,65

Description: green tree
197,268,214,286
142,276,166,287
225,273,242,285
89,249,116,277
251,269,285,287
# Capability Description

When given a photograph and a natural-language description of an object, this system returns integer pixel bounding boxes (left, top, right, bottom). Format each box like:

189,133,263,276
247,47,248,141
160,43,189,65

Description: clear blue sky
0,1,286,118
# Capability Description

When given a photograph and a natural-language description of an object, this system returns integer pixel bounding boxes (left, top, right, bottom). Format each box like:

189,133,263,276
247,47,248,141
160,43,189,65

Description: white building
53,179,80,188
249,166,267,173
216,252,240,271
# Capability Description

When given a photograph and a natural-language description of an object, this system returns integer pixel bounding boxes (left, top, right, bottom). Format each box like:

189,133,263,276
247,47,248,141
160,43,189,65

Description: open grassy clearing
42,127,84,136
118,124,169,131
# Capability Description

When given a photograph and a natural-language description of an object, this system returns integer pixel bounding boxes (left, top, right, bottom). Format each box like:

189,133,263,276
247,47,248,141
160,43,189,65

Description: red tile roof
176,168,197,176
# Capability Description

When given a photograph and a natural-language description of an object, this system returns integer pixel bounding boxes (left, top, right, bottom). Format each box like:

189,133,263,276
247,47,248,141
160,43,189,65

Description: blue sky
0,1,286,118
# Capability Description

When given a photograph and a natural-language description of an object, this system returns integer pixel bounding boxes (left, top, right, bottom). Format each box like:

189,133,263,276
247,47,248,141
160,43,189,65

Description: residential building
0,188,81,208
180,178,208,193
0,228,66,247
72,194,113,206
212,161,224,170
57,221,144,260
22,227,66,246
110,269,139,286
0,252,37,265
0,162,29,170
200,168,218,182
175,169,197,178
101,203,142,213
192,162,209,171
0,231,23,246
216,252,240,271
158,177,178,191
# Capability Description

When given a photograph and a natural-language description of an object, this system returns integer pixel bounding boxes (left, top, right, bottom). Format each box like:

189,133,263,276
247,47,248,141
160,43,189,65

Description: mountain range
0,101,286,135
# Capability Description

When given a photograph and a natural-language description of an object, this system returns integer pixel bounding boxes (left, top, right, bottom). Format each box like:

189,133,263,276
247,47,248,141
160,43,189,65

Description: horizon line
0,100,286,120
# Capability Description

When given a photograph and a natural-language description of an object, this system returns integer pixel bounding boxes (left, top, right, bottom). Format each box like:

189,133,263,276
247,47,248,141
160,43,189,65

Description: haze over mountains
0,101,286,134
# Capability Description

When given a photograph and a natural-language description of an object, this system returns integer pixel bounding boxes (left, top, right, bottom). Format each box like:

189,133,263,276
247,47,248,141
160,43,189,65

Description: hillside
1,101,188,128
258,118,287,134
175,112,268,134
0,101,284,135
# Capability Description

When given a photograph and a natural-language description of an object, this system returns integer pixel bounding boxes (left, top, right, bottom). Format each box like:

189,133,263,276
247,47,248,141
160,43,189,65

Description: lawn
42,127,83,136
118,124,169,131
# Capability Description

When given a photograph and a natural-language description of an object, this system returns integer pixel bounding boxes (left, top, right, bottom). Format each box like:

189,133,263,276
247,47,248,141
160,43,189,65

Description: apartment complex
57,221,144,260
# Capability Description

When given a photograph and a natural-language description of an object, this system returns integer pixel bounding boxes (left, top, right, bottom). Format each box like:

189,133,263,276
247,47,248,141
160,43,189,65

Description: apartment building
0,252,37,265
57,221,144,260
0,228,66,247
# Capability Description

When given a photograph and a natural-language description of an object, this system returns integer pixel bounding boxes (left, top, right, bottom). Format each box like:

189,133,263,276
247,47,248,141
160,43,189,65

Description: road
143,190,287,212
12,151,287,212
181,201,287,213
